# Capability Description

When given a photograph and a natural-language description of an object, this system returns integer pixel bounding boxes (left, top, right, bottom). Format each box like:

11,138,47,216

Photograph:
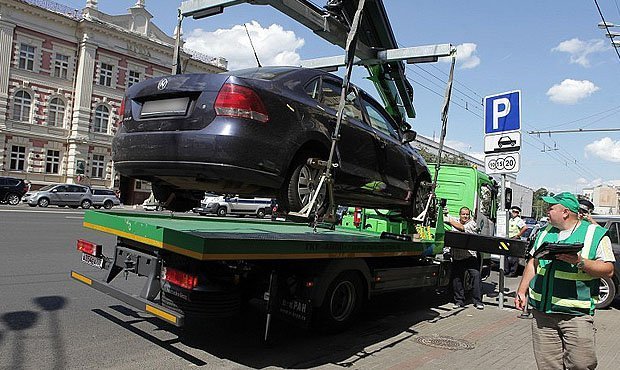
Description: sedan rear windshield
226,67,297,81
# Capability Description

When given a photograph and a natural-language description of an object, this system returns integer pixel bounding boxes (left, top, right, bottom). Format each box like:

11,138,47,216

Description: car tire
317,271,364,330
595,276,617,309
28,204,36,207
103,200,113,210
81,199,92,209
6,193,20,206
411,178,431,218
217,207,227,217
284,156,326,213
257,208,266,218
38,198,49,208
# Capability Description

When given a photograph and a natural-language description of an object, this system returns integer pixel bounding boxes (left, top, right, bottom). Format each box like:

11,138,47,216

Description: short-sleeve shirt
448,216,478,260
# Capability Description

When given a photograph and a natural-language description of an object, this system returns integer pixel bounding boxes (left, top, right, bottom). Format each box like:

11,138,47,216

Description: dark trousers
452,256,482,305
506,256,519,275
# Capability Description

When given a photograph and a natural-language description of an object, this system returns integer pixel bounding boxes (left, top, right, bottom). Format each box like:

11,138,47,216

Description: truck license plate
81,253,104,269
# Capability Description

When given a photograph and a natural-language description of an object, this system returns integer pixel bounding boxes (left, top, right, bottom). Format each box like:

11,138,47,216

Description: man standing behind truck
515,192,614,369
506,206,528,277
445,207,484,310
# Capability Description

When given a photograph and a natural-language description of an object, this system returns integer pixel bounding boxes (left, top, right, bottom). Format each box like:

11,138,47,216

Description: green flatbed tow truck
71,209,527,339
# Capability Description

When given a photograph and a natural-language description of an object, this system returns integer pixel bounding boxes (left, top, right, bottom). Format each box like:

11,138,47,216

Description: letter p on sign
493,98,510,130
484,91,520,134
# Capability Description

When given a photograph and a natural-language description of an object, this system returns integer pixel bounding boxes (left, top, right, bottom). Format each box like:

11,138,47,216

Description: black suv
0,176,29,205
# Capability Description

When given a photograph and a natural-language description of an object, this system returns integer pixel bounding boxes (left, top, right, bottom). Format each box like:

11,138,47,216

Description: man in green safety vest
515,192,615,369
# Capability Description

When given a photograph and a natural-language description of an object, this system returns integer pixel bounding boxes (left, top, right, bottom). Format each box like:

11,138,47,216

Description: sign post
484,90,521,310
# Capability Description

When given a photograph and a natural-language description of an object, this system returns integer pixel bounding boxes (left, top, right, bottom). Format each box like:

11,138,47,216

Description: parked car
112,66,430,215
91,188,121,209
0,176,29,205
592,215,620,308
22,183,93,208
194,195,272,218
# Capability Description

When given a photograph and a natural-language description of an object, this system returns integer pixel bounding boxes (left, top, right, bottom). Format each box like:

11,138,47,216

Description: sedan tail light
116,97,127,127
214,83,269,123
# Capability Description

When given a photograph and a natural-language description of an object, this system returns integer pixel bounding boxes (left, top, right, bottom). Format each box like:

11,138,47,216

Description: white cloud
440,43,480,69
184,21,304,70
443,139,485,161
552,38,607,67
575,177,603,188
584,137,620,162
546,79,599,105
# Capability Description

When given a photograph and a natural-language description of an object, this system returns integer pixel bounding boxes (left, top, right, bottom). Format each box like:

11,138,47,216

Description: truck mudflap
70,271,184,327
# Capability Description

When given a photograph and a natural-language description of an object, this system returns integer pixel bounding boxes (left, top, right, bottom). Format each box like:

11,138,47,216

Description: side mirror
505,188,513,209
401,130,417,144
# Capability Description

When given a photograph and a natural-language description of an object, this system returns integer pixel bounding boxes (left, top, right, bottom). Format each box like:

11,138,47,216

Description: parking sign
484,91,521,134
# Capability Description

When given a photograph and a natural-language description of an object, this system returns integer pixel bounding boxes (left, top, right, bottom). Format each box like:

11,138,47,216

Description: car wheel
285,156,326,213
81,199,92,209
595,276,617,309
28,203,36,207
257,208,266,218
318,271,364,330
6,193,20,205
412,178,431,217
217,207,227,217
103,200,113,210
38,198,49,208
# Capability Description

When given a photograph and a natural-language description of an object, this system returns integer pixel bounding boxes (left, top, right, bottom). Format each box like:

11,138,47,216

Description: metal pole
172,9,183,75
498,173,506,309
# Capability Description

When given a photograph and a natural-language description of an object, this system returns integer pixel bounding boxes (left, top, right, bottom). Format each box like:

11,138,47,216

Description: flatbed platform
83,211,442,261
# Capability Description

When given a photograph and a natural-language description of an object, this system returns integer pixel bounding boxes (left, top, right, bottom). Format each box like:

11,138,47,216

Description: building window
19,44,35,71
13,91,32,122
91,154,105,178
99,62,113,86
10,145,26,171
48,98,65,127
54,53,69,79
128,70,141,87
46,150,60,174
93,105,109,133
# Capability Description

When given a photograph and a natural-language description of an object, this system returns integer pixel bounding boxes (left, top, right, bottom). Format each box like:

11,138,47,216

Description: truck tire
318,271,363,330
595,276,617,309
217,207,227,217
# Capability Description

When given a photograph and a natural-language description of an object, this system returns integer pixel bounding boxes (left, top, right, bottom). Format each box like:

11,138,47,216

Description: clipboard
532,242,584,260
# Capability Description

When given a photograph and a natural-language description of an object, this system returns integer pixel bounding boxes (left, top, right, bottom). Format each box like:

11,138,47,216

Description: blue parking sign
484,91,520,134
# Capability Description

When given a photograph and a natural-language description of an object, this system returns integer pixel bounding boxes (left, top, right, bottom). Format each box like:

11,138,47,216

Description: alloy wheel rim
297,164,325,208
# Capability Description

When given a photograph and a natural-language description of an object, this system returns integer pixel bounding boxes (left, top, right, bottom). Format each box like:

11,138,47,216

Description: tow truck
71,0,528,340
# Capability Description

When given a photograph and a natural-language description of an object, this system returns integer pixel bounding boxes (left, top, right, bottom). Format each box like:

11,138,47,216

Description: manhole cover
415,335,475,350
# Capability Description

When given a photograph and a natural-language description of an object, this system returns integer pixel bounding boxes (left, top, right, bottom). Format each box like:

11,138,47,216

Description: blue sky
58,1,620,193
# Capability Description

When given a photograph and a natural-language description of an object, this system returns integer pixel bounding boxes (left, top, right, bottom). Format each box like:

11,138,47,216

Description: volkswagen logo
157,78,168,91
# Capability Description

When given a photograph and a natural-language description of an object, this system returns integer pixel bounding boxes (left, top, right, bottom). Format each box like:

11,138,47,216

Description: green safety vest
528,220,608,316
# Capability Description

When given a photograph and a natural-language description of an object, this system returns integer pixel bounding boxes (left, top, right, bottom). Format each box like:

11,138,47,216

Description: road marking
0,208,84,215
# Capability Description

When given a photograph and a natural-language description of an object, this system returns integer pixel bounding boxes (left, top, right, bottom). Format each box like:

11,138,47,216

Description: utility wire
594,0,620,62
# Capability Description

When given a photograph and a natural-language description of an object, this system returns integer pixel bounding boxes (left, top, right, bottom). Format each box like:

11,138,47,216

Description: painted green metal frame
83,211,444,261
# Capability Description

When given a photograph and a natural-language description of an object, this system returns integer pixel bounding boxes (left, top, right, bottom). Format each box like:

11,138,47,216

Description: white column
67,32,97,183
0,20,16,131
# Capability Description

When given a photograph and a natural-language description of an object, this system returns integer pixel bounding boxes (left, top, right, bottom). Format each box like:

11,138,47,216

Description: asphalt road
1,204,618,369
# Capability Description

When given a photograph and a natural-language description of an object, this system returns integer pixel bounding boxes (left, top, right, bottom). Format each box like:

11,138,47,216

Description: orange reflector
77,239,101,256
162,267,198,290
305,281,314,288
374,276,382,282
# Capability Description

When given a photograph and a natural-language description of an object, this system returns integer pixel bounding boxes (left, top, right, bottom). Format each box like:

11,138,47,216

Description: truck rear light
77,239,101,257
162,267,198,290
214,83,269,123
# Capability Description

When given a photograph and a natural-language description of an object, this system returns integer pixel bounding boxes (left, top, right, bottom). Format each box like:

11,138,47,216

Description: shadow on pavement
93,288,457,368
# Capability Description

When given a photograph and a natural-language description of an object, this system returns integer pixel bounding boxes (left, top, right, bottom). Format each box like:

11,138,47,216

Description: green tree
532,187,549,220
